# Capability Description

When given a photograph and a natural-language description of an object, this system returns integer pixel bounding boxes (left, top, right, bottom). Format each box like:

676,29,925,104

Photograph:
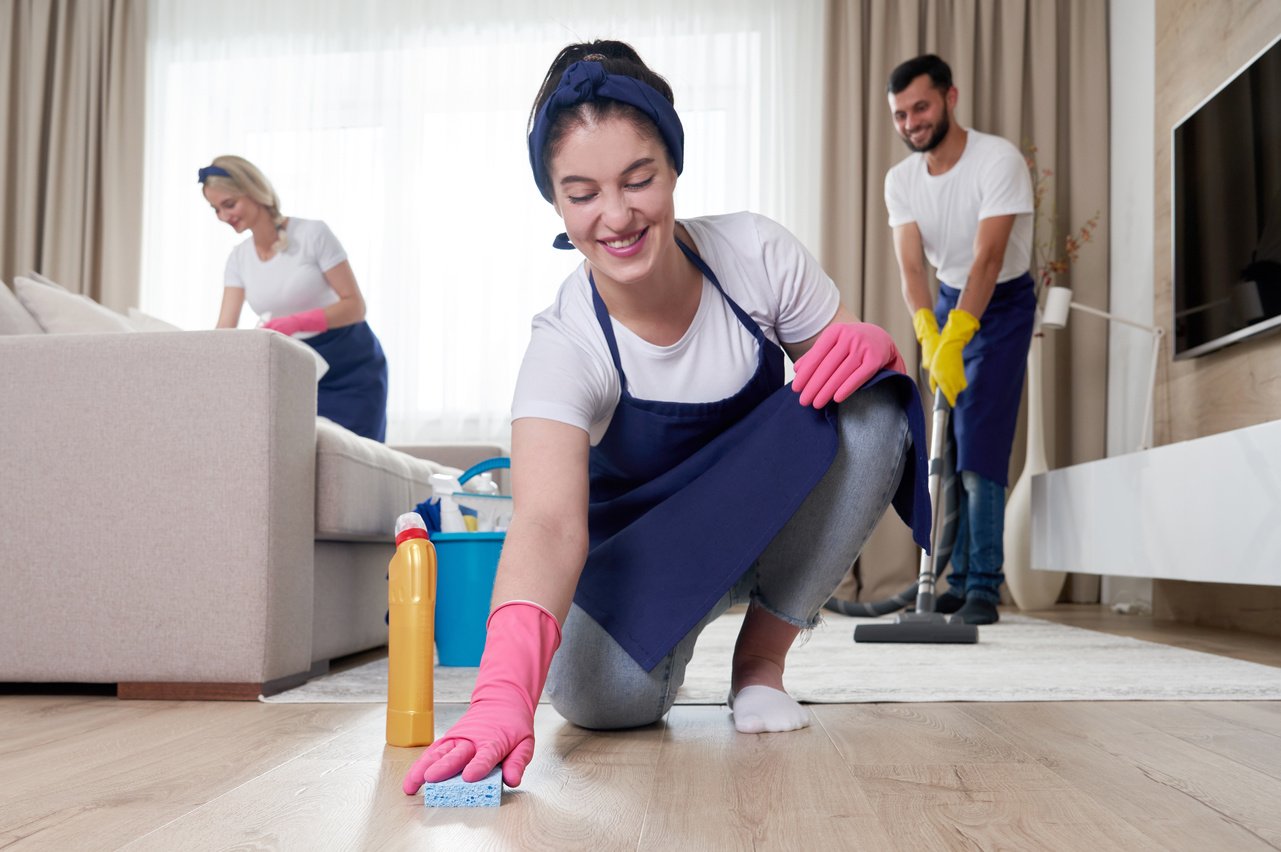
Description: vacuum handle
932,387,950,414
915,387,951,613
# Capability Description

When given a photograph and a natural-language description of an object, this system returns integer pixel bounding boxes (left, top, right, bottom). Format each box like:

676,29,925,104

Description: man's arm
955,214,1016,319
892,222,933,315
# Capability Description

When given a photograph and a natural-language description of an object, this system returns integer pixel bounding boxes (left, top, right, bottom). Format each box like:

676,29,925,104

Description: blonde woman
199,155,388,441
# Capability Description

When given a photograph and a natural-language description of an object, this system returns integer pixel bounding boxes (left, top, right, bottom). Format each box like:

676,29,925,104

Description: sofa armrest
0,330,318,685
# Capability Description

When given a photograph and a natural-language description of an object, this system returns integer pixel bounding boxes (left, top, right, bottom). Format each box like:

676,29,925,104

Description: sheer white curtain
141,0,825,445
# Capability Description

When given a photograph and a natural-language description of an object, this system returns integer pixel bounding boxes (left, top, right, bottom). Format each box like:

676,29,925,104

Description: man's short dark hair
887,54,953,96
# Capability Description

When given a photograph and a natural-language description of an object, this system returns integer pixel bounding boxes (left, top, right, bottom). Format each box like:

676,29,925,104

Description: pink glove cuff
476,601,562,712
488,600,562,640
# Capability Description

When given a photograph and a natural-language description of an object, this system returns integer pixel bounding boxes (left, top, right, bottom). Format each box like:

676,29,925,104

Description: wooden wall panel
1152,0,1281,636
1153,0,1281,443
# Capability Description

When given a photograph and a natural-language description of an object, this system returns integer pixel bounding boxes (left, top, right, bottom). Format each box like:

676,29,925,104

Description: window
143,0,824,443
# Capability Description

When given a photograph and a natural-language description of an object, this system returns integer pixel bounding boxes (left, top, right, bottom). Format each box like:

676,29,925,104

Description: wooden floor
3,605,1281,851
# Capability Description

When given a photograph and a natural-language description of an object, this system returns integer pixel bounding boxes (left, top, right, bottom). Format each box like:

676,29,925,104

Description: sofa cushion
314,416,459,539
0,281,43,335
126,307,184,332
27,270,70,290
14,276,134,334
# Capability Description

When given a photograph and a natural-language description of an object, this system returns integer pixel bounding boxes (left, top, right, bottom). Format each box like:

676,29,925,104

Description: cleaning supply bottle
430,473,468,533
387,512,436,747
462,472,499,495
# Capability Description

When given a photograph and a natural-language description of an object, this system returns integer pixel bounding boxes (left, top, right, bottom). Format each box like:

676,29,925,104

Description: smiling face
202,183,265,234
549,115,678,289
889,73,956,153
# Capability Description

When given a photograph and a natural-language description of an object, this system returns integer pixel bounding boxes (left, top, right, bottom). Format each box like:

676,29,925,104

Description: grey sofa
0,327,502,699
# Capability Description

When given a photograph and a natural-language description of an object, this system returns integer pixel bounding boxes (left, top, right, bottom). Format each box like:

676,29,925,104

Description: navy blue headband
197,165,230,183
527,60,684,207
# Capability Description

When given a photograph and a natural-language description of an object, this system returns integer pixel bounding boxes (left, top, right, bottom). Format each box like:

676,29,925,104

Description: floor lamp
1040,286,1166,453
1004,286,1166,611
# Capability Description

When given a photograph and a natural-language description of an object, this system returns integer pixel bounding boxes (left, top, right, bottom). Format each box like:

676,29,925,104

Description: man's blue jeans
945,470,1006,604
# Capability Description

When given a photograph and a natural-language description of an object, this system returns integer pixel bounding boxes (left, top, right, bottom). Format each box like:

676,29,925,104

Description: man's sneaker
955,595,1000,625
932,591,966,614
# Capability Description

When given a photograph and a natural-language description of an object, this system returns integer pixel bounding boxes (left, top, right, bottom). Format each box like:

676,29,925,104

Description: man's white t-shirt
884,129,1033,288
223,218,345,332
512,212,840,445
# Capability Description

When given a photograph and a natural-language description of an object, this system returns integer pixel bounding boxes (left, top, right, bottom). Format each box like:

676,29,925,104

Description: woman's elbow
522,512,589,563
347,293,366,323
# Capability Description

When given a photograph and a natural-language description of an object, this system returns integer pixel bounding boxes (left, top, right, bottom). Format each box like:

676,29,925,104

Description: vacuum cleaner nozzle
852,612,978,644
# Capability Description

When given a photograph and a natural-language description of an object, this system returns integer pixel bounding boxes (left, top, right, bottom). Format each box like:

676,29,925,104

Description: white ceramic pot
1002,332,1066,610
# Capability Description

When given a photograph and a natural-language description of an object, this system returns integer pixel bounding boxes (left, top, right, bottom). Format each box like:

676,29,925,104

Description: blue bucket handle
458,456,510,486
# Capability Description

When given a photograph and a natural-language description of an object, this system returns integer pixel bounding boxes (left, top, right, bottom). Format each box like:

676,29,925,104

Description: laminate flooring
3,606,1280,851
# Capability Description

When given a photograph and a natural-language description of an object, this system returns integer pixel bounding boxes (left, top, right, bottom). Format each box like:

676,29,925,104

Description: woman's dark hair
887,54,953,96
527,40,676,194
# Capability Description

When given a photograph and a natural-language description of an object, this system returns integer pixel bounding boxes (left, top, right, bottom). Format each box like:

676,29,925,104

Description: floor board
2,605,1280,851
960,701,1280,850
638,705,895,850
1032,604,1281,667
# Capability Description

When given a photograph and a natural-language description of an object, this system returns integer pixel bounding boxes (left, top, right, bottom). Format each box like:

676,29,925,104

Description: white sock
728,685,810,734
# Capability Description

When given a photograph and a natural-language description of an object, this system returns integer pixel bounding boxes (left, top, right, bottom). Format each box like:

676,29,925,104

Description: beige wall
1153,0,1281,633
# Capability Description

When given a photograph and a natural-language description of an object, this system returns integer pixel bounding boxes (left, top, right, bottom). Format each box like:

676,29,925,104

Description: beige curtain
0,0,146,311
822,0,1111,603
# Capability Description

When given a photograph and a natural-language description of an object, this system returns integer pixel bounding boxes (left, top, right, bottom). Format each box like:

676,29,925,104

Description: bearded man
884,53,1037,625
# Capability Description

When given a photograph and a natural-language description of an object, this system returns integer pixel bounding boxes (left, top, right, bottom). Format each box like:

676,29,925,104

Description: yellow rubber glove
929,308,980,406
911,308,941,369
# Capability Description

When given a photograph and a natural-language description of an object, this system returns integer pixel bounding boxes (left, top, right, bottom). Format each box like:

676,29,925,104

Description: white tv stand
1031,418,1281,585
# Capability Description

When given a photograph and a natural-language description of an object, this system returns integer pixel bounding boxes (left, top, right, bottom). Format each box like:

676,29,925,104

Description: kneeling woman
404,41,929,793
199,155,389,442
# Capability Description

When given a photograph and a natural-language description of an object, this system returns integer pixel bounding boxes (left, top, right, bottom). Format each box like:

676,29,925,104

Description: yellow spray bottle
386,511,436,747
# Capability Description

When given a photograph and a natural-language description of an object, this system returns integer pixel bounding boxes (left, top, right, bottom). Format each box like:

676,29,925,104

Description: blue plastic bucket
431,531,504,666
428,457,510,667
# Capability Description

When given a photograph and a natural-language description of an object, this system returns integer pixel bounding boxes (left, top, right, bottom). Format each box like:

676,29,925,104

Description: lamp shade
1042,286,1073,330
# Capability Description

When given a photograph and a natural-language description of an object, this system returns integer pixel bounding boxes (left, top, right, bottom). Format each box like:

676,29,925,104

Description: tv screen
1173,34,1281,359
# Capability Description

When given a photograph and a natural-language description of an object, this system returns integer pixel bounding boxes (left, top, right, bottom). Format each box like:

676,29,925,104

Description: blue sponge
422,766,503,807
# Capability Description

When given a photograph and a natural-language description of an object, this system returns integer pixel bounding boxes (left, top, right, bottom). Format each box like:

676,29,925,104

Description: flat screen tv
1172,33,1281,359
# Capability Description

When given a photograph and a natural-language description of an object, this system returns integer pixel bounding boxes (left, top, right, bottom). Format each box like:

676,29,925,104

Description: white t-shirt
512,212,840,445
884,129,1033,288
223,217,345,332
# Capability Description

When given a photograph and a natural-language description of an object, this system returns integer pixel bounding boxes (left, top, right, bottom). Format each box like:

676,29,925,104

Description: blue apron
574,240,930,670
934,272,1036,487
305,320,389,442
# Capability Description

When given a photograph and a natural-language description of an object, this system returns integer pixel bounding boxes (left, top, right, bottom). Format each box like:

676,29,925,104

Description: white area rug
261,612,1281,704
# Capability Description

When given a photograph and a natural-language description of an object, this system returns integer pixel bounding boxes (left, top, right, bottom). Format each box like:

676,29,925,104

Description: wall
1152,0,1281,634
1103,0,1155,610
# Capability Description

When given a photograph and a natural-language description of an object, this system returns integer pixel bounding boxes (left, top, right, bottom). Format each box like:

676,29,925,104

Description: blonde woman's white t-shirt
884,129,1034,288
223,217,345,333
512,212,840,445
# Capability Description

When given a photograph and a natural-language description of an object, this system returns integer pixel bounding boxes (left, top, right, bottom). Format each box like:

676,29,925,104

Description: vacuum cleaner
846,388,978,644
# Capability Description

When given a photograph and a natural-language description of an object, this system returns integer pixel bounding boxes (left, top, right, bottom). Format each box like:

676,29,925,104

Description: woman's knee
836,381,909,460
544,608,674,730
545,661,672,730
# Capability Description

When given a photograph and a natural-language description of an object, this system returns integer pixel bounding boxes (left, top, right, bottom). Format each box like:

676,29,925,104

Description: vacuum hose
823,581,920,617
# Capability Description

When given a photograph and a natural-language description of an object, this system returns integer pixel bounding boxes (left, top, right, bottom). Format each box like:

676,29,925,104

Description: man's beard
902,107,950,153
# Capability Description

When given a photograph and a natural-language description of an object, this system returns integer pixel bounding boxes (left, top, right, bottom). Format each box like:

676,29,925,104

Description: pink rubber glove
262,308,328,336
401,601,561,794
791,322,906,408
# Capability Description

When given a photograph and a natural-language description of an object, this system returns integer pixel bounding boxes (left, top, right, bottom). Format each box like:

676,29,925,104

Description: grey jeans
545,382,910,730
